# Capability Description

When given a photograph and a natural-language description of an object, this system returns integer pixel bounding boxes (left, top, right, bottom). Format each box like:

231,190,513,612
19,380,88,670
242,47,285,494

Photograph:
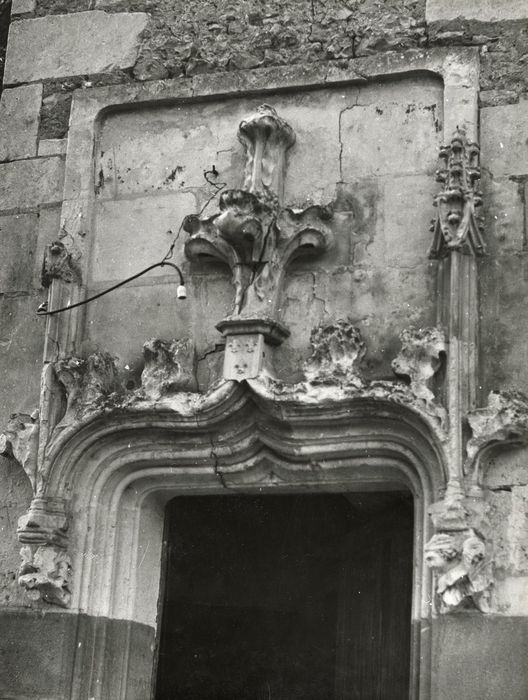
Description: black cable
38,166,226,317
37,261,185,317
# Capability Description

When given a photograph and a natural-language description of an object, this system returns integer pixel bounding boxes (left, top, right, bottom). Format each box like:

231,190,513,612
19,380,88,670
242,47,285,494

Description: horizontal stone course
0,157,64,212
4,11,149,84
427,0,528,22
0,85,42,162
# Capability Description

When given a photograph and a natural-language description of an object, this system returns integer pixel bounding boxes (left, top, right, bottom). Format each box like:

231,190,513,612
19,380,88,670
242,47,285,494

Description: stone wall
1,1,528,698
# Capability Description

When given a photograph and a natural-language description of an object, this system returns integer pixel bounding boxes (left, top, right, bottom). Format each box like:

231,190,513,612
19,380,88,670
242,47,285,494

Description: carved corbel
41,240,82,287
426,480,492,614
303,320,366,387
424,528,492,614
17,496,71,607
0,410,39,491
465,390,528,482
141,338,197,399
184,104,333,381
54,351,119,423
392,327,446,407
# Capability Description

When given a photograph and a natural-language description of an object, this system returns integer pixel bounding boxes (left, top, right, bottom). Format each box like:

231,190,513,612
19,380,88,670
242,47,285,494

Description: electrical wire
37,261,185,316
37,166,227,317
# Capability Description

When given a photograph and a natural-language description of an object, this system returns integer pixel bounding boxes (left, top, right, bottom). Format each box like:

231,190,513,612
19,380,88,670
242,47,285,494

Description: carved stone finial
466,390,528,478
304,321,366,387
424,528,492,613
41,240,82,287
428,128,485,258
54,352,119,423
17,497,71,607
392,327,446,406
238,103,296,206
141,338,197,399
0,410,39,491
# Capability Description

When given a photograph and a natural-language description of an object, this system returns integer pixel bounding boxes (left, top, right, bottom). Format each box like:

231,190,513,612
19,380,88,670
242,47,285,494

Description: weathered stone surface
427,0,528,22
424,528,492,613
466,391,528,473
0,157,64,212
340,95,442,179
18,544,71,607
488,486,528,574
37,138,67,157
0,456,32,608
90,194,196,283
481,174,525,256
141,338,197,399
54,352,120,424
0,293,46,429
33,206,61,288
392,327,445,406
0,213,39,291
0,85,42,162
11,0,36,14
0,411,39,492
4,11,148,84
303,321,365,387
481,99,528,177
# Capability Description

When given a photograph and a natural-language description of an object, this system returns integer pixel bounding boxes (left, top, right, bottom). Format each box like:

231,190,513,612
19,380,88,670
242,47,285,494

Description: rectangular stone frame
47,47,479,700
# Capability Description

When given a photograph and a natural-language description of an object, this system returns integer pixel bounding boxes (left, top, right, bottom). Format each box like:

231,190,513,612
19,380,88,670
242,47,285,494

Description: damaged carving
141,338,197,399
184,104,333,362
392,327,446,406
428,128,486,259
425,528,492,614
18,544,72,608
0,410,39,491
238,103,296,205
304,321,366,387
41,240,82,287
466,390,528,480
54,352,119,423
17,497,71,607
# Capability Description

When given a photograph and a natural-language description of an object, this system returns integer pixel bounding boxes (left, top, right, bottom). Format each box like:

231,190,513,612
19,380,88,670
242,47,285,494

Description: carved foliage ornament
428,128,485,259
184,104,333,351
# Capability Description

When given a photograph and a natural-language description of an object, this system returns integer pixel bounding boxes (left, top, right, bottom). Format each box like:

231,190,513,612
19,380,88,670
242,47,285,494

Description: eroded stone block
0,85,42,162
4,11,149,84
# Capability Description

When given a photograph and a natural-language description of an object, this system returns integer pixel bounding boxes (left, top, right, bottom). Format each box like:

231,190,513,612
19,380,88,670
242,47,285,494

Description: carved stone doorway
154,491,413,700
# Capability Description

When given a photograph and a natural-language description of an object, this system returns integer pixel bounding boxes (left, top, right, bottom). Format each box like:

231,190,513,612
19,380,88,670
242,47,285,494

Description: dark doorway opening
155,492,413,700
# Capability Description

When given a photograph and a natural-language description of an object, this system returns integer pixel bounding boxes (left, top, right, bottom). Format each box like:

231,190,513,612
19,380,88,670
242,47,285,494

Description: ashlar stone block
0,85,42,162
427,0,528,22
4,11,149,84
481,99,528,178
0,158,64,212
11,0,36,15
0,213,38,292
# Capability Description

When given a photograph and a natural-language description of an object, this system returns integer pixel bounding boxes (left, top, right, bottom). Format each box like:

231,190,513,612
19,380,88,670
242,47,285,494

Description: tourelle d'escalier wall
1,1,528,698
